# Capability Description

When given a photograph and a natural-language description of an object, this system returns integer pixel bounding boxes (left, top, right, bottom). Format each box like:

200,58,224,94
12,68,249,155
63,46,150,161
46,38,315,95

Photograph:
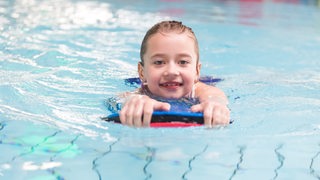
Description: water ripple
182,144,208,180
309,143,320,179
273,144,285,180
143,146,155,180
229,146,246,180
92,138,120,180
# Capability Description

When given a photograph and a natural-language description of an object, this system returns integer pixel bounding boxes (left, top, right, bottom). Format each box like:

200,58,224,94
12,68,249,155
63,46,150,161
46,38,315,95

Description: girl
119,20,230,127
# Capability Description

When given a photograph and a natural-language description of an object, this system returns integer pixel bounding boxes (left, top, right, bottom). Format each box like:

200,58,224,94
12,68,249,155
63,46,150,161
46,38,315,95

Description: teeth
162,83,180,86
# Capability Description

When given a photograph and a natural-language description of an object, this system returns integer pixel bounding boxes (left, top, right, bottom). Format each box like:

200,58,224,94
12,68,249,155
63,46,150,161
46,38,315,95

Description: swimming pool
1,0,320,179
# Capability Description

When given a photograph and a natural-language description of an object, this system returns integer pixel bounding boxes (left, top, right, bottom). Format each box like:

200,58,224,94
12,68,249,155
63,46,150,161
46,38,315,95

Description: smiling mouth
160,82,183,87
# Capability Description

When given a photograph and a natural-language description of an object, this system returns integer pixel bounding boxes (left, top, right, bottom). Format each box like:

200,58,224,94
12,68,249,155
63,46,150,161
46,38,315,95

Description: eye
178,60,190,65
154,60,165,65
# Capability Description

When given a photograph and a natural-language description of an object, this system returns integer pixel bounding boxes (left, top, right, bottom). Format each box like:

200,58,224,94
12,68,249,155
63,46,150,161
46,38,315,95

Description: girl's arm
195,82,228,105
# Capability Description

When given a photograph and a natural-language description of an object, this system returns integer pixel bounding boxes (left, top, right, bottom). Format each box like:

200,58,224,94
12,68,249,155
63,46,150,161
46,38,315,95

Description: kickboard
103,110,204,127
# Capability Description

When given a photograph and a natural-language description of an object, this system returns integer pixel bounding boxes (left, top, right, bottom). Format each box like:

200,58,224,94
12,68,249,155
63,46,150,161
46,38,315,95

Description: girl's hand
119,95,170,127
190,98,230,127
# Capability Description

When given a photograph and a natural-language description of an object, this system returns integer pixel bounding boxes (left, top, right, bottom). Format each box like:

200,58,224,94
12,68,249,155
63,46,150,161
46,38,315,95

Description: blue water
1,0,320,179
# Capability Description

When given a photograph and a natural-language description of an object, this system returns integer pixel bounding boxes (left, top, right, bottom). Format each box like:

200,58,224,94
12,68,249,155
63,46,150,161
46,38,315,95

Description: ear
196,63,201,80
138,62,144,81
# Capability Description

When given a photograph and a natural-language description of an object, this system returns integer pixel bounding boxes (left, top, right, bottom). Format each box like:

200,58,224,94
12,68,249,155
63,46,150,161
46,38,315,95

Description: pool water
1,0,320,179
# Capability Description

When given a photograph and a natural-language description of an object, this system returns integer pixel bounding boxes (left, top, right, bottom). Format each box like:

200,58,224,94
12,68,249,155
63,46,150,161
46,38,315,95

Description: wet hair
140,20,199,66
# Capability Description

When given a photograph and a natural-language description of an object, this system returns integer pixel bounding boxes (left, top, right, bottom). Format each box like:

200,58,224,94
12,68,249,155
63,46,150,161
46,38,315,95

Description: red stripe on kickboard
150,122,202,128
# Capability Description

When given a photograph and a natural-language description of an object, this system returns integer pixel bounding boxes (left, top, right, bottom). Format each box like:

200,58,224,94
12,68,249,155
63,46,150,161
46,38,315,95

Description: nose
164,62,180,76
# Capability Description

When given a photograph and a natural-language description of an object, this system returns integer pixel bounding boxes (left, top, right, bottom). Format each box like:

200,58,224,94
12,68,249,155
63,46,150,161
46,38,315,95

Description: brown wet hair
139,20,199,66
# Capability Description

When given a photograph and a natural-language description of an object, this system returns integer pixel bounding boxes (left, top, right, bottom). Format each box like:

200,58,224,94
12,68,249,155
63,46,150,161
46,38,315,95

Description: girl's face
139,32,201,99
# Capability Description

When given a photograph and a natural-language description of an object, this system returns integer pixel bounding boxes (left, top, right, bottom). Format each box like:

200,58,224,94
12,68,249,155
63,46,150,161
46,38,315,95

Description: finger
124,97,141,126
203,103,214,127
132,98,144,127
212,107,229,126
221,108,231,125
153,102,171,111
212,108,223,126
125,105,134,126
190,104,203,112
221,106,231,125
119,105,127,124
142,100,154,127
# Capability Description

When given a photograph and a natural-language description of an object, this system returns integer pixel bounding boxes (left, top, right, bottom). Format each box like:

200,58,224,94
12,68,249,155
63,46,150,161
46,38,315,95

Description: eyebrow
150,53,193,59
176,53,193,58
150,53,167,59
